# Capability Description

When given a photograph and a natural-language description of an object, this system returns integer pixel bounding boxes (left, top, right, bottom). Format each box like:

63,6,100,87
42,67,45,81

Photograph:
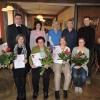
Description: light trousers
53,63,71,91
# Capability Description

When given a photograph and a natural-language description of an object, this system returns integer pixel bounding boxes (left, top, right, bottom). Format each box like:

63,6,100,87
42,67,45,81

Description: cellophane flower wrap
0,48,16,69
71,51,88,66
40,54,53,76
58,49,71,62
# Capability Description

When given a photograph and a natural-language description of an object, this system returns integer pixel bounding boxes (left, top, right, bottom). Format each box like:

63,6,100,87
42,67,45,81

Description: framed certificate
14,54,25,69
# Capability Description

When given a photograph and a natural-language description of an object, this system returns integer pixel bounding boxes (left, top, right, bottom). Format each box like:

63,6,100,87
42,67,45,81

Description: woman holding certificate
29,36,51,99
13,34,27,100
52,37,71,99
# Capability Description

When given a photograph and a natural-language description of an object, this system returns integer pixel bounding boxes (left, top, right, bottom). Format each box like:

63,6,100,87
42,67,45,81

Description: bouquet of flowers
0,48,16,69
58,49,71,62
71,51,88,66
40,54,53,76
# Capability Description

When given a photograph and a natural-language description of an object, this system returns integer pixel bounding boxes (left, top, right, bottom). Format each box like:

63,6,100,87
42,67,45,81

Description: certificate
14,54,25,69
31,53,42,67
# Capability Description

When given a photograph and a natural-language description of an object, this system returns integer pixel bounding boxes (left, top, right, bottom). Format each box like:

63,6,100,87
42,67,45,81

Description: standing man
7,13,30,53
62,19,77,51
6,13,30,100
78,16,95,83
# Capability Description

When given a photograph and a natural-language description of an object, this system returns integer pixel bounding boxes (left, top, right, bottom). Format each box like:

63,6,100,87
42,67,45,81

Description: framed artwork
90,17,100,31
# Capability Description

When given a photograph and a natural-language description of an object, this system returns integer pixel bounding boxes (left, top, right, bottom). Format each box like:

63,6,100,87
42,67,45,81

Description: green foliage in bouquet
58,49,71,61
71,52,88,66
0,52,16,68
40,54,53,76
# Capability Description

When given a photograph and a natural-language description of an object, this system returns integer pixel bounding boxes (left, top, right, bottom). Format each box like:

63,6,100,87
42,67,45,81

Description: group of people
6,13,99,100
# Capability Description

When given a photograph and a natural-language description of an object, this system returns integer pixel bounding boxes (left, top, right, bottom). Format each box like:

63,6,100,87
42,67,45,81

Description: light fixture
36,15,43,20
39,18,46,22
6,5,14,11
2,5,14,12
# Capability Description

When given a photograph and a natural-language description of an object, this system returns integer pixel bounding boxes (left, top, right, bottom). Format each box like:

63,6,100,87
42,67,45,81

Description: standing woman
53,37,71,99
13,34,27,100
71,38,89,94
30,21,46,50
29,36,51,99
48,21,62,47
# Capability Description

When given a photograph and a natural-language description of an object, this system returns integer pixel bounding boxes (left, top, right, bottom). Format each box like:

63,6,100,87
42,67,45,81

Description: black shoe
33,92,38,99
63,90,68,99
55,91,60,100
44,92,48,99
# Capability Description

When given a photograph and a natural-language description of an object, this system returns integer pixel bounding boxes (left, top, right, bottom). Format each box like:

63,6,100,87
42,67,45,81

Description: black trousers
13,68,26,100
32,67,51,94
88,48,95,78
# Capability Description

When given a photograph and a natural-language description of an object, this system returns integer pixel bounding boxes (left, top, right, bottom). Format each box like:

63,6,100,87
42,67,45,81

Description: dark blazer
78,26,95,49
7,24,30,55
62,28,77,51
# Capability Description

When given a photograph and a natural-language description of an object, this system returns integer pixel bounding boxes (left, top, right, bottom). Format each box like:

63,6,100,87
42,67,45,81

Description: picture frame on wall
90,17,100,31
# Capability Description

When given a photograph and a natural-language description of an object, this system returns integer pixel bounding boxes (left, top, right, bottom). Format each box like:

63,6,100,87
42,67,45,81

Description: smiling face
52,21,59,30
83,17,90,26
67,21,73,29
15,15,22,25
78,38,85,47
37,39,45,48
60,38,66,46
18,36,24,46
36,23,41,30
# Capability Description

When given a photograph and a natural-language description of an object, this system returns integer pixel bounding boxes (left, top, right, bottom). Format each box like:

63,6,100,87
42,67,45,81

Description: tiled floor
0,69,100,100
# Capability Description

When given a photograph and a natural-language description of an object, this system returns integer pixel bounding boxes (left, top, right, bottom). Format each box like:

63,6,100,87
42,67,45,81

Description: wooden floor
0,69,100,100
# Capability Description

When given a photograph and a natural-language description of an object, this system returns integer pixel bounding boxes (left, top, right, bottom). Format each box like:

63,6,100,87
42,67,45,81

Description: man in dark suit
78,16,95,84
7,13,30,100
7,13,30,52
62,19,77,51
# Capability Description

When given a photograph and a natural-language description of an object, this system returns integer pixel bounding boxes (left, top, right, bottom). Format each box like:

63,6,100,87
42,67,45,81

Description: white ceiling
12,2,74,15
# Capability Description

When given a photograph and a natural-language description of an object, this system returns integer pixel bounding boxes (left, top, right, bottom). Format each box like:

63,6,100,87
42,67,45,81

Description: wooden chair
94,53,100,74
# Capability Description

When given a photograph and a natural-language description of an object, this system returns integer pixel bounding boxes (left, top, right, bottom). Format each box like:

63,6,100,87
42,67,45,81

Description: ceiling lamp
36,15,43,20
1,8,7,12
2,5,14,12
40,18,46,22
6,5,14,11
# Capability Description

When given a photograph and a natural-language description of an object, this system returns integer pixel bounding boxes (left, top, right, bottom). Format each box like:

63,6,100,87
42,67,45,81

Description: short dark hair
84,16,90,19
34,21,42,30
36,36,45,43
15,13,22,18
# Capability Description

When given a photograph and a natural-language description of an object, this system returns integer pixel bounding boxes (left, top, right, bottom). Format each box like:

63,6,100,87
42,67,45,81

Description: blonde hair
16,34,26,44
52,21,60,29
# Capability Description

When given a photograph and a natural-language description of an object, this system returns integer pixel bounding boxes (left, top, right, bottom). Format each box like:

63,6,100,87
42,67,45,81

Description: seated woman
71,38,89,94
95,37,100,66
29,36,51,99
53,37,71,99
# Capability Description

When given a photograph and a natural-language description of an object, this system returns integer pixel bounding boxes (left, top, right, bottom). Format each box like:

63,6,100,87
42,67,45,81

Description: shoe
44,92,48,99
78,87,83,94
33,92,38,99
86,77,91,85
63,90,68,99
55,91,60,100
75,87,78,93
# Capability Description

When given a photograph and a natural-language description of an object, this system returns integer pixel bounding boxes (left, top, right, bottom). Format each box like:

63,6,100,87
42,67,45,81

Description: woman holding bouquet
71,38,89,94
29,36,52,99
53,37,71,99
13,34,27,100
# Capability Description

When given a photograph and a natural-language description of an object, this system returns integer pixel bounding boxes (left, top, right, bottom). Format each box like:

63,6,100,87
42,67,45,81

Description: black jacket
7,24,30,55
78,26,95,49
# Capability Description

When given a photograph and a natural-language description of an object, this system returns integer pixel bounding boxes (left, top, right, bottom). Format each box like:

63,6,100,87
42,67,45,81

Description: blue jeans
72,67,87,87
